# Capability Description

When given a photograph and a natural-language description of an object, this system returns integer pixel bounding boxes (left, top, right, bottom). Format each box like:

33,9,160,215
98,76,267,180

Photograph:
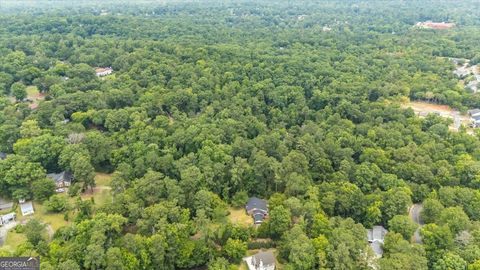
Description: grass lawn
31,202,69,231
3,230,27,251
94,173,112,186
0,173,114,252
228,207,253,227
26,85,39,97
81,173,113,207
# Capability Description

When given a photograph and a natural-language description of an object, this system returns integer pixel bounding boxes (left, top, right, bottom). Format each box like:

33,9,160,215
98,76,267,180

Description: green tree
433,252,467,270
19,120,42,138
438,207,470,235
10,82,27,101
382,188,412,223
310,212,332,238
57,260,81,270
45,194,69,212
71,154,95,191
421,198,444,224
281,225,317,270
268,205,292,238
223,238,247,263
13,134,66,172
32,178,56,202
420,224,454,262
208,258,235,270
388,215,418,240
24,219,46,246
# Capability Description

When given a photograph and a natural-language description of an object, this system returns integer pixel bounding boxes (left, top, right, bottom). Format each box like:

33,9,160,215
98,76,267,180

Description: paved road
409,204,424,225
409,204,424,243
0,221,19,246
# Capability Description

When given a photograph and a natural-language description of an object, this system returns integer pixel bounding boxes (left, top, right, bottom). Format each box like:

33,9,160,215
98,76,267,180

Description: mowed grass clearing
26,85,39,97
31,201,70,231
228,207,253,227
81,173,113,207
2,230,27,251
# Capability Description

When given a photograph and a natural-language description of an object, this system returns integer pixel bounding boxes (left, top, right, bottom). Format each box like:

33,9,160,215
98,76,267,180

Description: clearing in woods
228,207,253,227
401,101,471,131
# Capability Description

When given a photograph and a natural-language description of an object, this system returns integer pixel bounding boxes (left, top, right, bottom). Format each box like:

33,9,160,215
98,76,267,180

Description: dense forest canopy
0,0,480,269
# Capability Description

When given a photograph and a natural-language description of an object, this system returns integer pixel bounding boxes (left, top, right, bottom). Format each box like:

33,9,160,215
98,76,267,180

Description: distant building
243,250,276,270
415,21,455,30
246,197,268,225
47,171,74,192
468,109,480,128
367,226,388,257
95,67,113,77
0,152,6,160
20,201,34,216
467,75,480,93
454,66,471,78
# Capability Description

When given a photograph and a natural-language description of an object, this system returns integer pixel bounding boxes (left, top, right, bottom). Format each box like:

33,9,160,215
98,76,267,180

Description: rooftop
20,201,34,216
246,197,268,212
244,250,276,270
47,171,73,183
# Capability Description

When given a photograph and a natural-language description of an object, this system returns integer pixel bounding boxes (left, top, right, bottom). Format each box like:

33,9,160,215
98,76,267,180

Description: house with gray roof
468,109,480,128
47,171,73,192
243,250,276,270
246,197,268,225
367,226,388,257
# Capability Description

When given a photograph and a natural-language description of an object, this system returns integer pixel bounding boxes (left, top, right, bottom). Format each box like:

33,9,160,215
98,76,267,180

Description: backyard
0,172,113,253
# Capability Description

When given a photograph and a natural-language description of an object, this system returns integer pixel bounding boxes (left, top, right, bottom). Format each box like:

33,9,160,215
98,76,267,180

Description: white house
243,250,276,270
0,212,16,226
95,67,113,77
20,201,34,216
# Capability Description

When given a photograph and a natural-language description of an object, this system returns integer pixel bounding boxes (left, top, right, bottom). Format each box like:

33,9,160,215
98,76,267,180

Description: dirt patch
402,101,470,131
402,101,453,115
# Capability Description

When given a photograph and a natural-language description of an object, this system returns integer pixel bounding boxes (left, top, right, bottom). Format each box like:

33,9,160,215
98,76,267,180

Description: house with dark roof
367,226,388,257
243,250,276,270
47,171,73,192
246,197,268,225
468,109,480,128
